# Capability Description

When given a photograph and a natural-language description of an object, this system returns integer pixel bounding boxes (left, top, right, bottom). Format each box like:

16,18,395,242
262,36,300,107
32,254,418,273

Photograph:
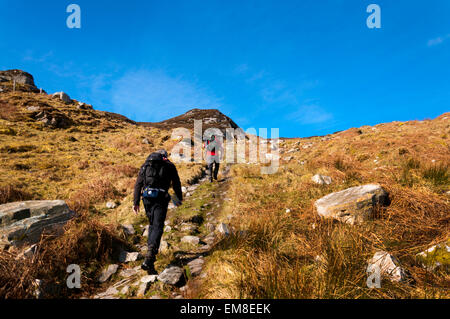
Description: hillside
0,70,449,299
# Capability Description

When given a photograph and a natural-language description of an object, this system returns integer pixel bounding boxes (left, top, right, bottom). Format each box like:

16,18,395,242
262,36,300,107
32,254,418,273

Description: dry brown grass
198,114,450,299
0,213,127,298
0,101,20,121
0,184,32,204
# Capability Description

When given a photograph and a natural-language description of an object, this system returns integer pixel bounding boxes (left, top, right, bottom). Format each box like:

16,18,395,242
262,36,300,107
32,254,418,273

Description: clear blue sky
1,0,449,138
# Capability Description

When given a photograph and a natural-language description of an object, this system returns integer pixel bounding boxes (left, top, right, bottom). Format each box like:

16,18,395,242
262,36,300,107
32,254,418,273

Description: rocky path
93,165,233,299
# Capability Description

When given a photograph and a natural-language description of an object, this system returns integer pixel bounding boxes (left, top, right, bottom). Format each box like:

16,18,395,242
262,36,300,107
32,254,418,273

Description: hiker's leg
213,161,220,180
143,199,156,254
206,155,216,182
147,201,168,256
207,162,213,182
142,199,158,273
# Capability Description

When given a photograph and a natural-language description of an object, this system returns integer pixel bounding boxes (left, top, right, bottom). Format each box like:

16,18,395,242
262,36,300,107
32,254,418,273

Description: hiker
204,134,223,182
133,149,183,274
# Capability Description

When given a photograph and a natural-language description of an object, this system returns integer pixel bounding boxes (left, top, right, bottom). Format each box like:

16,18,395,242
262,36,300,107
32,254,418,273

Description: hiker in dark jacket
133,149,183,274
204,135,223,182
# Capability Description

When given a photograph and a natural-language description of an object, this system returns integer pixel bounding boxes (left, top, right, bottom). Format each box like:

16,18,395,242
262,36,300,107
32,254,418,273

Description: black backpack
143,152,166,189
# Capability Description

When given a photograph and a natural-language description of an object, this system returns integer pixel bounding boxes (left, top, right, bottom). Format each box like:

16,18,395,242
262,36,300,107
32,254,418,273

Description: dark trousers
143,197,168,257
207,160,220,181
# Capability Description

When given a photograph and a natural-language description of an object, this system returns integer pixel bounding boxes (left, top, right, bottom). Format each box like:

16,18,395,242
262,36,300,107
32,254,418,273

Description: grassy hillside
0,91,204,298
196,114,450,299
0,88,448,299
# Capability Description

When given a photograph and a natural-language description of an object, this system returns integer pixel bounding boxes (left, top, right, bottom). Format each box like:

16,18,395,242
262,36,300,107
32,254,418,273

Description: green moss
417,241,450,269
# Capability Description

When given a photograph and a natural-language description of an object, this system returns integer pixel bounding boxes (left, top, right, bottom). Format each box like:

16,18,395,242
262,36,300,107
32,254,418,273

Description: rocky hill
0,70,41,93
139,108,243,140
0,70,448,299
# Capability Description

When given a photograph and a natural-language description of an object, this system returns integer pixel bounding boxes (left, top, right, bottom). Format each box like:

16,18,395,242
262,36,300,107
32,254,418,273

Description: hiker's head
156,149,168,159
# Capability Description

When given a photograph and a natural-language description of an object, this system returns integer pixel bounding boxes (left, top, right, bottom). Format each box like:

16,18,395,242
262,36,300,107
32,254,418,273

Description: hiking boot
141,256,157,274
141,246,157,274
141,260,158,275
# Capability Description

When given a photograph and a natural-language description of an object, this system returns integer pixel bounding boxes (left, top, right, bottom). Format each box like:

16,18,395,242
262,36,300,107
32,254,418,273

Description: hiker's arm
133,167,144,207
171,165,183,203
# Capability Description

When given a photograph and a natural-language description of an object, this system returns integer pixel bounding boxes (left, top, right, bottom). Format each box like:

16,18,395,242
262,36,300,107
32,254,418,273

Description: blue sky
0,0,449,138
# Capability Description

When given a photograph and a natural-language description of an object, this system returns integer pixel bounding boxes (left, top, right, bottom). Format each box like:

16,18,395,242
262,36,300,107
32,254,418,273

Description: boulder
181,235,200,245
118,267,140,278
121,224,135,235
140,275,157,284
180,223,196,233
137,282,151,296
26,105,41,112
159,240,169,253
94,286,119,299
98,264,119,283
187,257,204,277
157,266,184,285
206,223,215,232
51,92,72,103
0,200,75,247
34,110,72,129
106,201,117,209
312,174,332,185
367,251,406,282
314,184,389,224
119,251,141,263
216,223,230,236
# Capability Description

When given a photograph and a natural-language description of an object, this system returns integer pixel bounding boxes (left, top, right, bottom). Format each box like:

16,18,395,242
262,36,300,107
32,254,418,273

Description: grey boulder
98,264,119,283
312,174,332,185
157,266,184,285
51,92,72,103
0,200,75,247
314,184,389,225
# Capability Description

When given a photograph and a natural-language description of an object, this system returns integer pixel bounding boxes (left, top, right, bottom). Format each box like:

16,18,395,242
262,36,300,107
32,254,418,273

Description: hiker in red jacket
204,135,223,182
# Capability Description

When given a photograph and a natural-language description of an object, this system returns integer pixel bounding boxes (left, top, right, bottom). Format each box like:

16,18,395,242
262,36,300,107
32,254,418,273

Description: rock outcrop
0,200,75,248
0,69,40,92
51,92,72,104
314,184,389,224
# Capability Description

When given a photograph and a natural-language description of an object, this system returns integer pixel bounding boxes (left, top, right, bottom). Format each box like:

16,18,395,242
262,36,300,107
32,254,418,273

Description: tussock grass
0,184,32,204
198,114,450,299
422,164,449,186
0,213,127,298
